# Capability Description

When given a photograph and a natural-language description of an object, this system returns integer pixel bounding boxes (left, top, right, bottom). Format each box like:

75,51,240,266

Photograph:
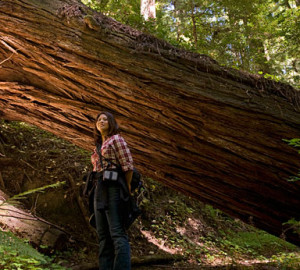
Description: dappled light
1,0,300,268
0,120,299,269
0,0,299,246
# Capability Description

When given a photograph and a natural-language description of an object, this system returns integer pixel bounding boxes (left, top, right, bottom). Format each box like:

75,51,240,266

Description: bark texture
0,0,300,244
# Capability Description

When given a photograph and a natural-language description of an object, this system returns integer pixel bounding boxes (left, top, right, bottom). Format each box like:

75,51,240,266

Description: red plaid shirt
91,134,134,172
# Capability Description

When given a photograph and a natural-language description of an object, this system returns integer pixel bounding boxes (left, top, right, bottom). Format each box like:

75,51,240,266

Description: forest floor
0,120,299,270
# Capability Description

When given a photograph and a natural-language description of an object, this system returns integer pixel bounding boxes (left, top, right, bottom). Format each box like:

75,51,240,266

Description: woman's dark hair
93,111,119,146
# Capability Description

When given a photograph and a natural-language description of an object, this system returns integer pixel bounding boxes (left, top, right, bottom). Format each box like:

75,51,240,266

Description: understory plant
0,231,67,270
283,138,300,182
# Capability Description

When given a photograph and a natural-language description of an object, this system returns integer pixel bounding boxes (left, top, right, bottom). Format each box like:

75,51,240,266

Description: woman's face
96,114,109,135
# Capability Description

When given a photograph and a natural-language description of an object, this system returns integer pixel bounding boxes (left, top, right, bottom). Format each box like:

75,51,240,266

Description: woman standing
91,111,133,270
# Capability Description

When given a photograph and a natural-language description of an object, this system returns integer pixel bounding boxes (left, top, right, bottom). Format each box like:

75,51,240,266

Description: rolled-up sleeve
113,135,134,172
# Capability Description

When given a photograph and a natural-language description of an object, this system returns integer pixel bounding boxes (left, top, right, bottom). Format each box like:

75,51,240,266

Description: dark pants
94,182,131,270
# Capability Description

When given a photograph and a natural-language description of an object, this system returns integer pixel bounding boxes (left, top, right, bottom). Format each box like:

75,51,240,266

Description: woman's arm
125,170,133,194
112,135,134,193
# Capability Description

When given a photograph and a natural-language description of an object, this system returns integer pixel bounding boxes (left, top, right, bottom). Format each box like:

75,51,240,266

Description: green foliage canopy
82,0,300,88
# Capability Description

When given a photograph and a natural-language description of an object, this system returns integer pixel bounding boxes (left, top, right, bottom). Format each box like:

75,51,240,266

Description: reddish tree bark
0,0,299,245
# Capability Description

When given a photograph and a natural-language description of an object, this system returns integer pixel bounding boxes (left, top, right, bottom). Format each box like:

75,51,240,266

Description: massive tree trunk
0,0,299,245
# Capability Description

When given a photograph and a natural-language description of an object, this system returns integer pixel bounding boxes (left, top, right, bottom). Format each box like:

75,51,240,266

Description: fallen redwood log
0,0,299,245
131,254,185,265
71,254,185,270
0,190,68,250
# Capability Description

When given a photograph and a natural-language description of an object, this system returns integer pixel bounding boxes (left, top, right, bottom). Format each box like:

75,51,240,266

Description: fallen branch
70,254,186,270
20,159,52,174
0,190,68,249
0,172,5,190
67,174,97,238
0,205,71,237
131,254,185,265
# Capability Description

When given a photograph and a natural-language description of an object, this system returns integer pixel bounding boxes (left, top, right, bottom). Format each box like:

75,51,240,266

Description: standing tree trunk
141,0,156,20
173,0,182,42
191,2,198,49
0,0,299,245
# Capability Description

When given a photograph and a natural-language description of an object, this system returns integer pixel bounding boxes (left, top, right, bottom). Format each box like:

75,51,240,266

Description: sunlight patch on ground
140,229,181,255
187,217,203,231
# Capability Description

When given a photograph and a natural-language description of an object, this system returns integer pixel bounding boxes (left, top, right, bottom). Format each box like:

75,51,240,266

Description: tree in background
81,0,299,88
141,0,156,20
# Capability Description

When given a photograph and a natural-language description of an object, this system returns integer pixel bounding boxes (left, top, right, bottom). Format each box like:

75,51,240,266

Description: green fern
283,138,300,182
0,181,66,207
0,231,47,262
283,138,300,154
0,231,67,269
0,181,68,268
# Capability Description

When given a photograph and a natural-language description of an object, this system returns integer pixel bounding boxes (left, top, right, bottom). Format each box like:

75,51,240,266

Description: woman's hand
125,170,133,194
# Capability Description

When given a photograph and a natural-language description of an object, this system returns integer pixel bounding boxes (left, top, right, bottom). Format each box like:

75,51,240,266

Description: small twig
31,193,39,215
0,39,19,54
24,170,33,183
19,159,52,174
0,203,98,247
0,39,20,66
0,172,5,190
0,207,34,217
0,52,16,66
67,173,97,237
32,214,71,235
0,214,39,221
2,207,72,236
0,197,70,235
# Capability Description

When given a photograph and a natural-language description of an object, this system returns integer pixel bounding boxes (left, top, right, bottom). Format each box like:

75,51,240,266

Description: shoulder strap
96,144,104,169
96,143,120,170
